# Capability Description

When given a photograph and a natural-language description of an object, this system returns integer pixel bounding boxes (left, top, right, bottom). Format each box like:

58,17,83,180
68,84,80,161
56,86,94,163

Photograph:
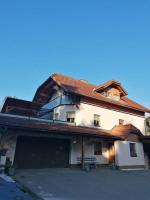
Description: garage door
14,136,70,169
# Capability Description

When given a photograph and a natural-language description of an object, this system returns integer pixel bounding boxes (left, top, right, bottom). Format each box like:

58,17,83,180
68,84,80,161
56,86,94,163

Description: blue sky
0,0,150,108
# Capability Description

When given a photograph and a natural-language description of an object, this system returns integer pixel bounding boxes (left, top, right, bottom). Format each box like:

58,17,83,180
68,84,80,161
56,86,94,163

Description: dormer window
107,92,112,98
113,94,120,101
93,80,128,101
106,88,120,101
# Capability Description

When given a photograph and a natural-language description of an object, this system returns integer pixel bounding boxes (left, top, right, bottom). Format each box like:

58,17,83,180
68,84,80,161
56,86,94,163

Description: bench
77,157,97,171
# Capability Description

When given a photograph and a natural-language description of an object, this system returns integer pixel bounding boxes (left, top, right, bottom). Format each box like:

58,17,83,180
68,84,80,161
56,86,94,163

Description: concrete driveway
0,175,33,200
14,168,150,200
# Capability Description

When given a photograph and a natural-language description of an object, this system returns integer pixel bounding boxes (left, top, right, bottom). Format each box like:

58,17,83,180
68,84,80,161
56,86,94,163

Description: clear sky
0,0,150,108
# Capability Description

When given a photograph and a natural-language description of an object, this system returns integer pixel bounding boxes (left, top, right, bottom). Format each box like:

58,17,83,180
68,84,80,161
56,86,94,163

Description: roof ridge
52,73,97,87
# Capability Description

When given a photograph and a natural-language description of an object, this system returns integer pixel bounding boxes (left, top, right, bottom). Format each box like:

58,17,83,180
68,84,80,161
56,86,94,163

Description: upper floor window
119,119,124,125
129,143,137,157
94,143,102,155
54,113,59,120
94,114,100,127
66,111,75,123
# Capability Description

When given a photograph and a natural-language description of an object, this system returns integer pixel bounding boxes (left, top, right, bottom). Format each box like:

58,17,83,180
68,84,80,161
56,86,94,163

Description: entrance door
108,142,115,164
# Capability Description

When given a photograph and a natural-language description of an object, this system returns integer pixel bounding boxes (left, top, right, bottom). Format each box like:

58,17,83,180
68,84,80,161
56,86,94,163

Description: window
54,113,59,120
94,143,102,155
66,112,75,123
112,94,120,101
106,90,120,101
119,119,124,125
94,114,100,127
129,143,137,157
107,92,112,98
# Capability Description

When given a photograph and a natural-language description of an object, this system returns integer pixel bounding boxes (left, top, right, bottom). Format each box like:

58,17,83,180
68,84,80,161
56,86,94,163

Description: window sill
130,154,137,158
94,125,101,128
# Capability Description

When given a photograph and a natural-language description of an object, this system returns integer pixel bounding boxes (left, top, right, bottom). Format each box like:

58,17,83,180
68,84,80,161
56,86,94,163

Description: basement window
94,143,102,155
129,143,137,157
66,112,75,123
94,114,100,127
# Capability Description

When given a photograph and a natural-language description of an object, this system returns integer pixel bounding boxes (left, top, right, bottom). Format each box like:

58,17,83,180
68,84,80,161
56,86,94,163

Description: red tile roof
1,97,42,117
50,73,150,113
0,115,121,140
0,114,146,140
111,124,143,139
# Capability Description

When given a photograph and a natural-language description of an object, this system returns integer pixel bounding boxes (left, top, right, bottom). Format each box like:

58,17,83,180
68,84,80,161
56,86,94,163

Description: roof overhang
0,113,121,140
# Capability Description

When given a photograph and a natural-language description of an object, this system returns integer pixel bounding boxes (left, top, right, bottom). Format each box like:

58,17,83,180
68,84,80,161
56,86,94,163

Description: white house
0,73,150,170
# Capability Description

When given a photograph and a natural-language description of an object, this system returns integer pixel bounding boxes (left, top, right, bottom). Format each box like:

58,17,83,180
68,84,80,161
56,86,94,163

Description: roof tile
51,73,150,113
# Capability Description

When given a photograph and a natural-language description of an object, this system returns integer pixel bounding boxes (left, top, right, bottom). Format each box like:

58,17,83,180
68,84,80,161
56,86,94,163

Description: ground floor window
129,143,137,157
94,143,102,155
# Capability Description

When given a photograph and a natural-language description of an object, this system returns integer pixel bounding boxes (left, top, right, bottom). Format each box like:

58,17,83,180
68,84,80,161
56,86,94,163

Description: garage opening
14,136,70,169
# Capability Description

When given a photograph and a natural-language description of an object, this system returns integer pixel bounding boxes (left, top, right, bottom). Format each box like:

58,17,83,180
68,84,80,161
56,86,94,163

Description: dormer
93,80,128,101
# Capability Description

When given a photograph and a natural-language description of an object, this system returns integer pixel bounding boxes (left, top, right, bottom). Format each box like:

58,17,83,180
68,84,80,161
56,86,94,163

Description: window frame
129,143,137,157
94,142,102,155
94,114,101,127
66,111,75,123
119,119,124,125
112,94,120,101
54,113,59,120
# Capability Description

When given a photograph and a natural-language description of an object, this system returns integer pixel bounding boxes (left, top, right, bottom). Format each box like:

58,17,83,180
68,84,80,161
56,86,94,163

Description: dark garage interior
14,136,70,169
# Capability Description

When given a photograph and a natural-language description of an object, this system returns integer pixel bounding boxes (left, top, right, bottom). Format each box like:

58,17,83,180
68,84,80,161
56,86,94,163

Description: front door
108,142,115,164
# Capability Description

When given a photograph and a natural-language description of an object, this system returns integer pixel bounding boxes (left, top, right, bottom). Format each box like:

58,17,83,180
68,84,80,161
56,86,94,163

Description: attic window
94,80,128,100
106,90,120,101
112,94,120,101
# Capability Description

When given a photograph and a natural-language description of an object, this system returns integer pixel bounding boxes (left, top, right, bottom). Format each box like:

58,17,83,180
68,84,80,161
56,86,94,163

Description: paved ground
0,175,33,200
14,168,150,200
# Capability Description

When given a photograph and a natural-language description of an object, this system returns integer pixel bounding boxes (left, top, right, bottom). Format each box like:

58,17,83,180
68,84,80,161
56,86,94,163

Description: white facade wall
3,135,109,166
70,140,109,165
54,103,145,134
53,103,146,168
115,141,145,168
54,105,77,122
